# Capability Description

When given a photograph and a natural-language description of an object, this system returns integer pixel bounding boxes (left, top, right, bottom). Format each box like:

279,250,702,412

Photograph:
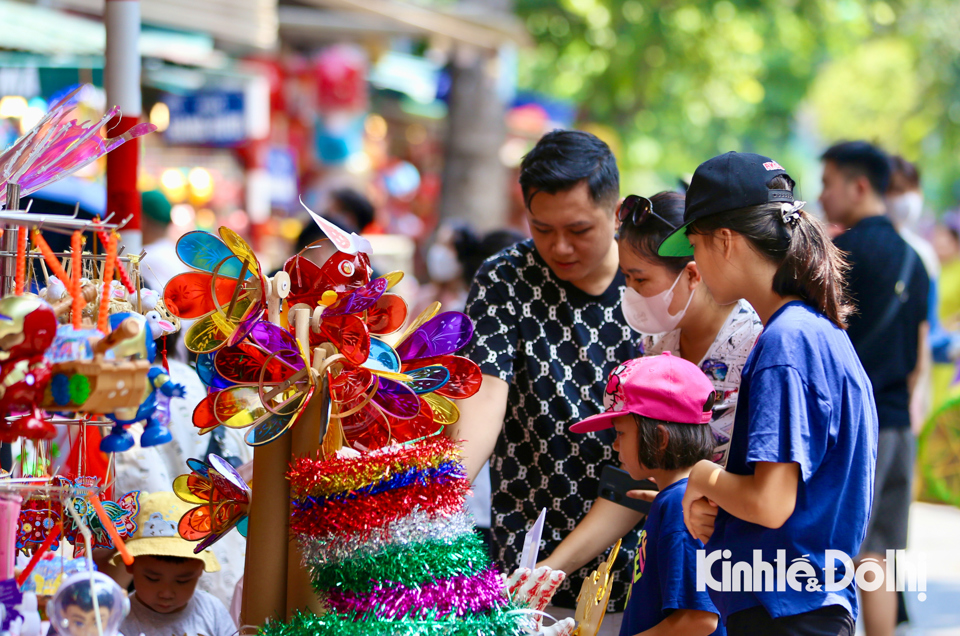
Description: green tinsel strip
307,532,489,594
258,608,525,636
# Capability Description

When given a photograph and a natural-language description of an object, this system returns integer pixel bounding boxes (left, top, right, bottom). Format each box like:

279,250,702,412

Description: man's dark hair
821,141,892,196
633,414,716,471
519,129,619,211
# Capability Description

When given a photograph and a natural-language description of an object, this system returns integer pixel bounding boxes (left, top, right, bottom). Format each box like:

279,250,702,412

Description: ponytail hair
688,174,852,329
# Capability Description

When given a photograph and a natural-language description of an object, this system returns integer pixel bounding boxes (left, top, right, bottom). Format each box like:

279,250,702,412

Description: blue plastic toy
100,313,184,453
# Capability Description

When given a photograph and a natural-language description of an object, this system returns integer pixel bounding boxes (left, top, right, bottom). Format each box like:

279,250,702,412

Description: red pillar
105,0,142,254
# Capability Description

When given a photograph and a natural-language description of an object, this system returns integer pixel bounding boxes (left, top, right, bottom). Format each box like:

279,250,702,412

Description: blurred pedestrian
417,224,526,315
416,222,524,556
886,156,937,428
141,190,189,292
820,141,929,636
931,214,960,407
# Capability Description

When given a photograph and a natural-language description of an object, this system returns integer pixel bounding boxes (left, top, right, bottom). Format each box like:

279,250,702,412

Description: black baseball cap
658,152,794,257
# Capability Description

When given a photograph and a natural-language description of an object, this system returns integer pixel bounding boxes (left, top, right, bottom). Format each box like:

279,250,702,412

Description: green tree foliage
516,0,960,209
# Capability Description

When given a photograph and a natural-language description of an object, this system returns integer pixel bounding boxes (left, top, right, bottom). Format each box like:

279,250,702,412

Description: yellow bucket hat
111,491,220,572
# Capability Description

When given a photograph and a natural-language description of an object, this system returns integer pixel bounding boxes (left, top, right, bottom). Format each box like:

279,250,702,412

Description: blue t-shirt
620,479,723,636
704,302,877,623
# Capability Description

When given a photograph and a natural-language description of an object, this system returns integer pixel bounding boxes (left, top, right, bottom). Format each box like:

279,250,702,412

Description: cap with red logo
570,352,715,433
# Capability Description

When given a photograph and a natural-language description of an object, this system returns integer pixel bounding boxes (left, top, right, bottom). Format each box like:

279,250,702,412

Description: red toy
0,294,58,441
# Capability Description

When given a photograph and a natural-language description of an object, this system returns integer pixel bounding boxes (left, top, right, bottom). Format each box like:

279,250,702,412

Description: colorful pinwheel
187,210,481,452
193,320,315,446
173,454,249,552
163,229,267,354
332,305,481,450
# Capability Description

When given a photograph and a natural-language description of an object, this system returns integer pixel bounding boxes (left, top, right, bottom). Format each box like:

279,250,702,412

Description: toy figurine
0,295,58,441
100,313,184,452
47,571,129,636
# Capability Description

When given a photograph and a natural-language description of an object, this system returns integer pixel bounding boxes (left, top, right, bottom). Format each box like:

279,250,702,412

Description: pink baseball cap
570,352,715,433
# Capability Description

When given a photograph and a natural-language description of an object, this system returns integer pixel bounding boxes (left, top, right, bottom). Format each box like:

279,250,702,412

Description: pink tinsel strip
324,566,507,620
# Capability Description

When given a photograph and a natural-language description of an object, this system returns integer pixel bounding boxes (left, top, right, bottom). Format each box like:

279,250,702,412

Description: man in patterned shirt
449,130,641,629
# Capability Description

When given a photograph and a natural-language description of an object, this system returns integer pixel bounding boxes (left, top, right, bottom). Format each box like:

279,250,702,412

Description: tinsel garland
307,531,489,593
257,608,525,636
297,508,475,566
296,462,465,507
290,478,468,539
288,436,462,498
324,566,507,619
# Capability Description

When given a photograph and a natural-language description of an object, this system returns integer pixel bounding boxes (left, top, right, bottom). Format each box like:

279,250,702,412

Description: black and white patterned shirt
462,239,641,610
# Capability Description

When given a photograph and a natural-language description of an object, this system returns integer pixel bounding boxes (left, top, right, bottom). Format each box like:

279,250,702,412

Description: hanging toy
0,294,58,441
100,313,184,452
39,278,67,305
42,318,150,416
46,571,129,636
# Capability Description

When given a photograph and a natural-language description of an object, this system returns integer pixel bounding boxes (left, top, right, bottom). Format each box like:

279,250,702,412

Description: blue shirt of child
620,478,723,636
704,302,878,623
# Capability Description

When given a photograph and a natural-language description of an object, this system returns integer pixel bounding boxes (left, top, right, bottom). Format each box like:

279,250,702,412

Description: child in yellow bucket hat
110,492,235,636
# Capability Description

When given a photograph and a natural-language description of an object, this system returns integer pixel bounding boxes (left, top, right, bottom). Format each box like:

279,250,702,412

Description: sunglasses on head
616,195,677,229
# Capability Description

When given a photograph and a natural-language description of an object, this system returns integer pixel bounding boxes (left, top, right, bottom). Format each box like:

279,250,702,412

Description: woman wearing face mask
538,191,762,579
619,192,763,466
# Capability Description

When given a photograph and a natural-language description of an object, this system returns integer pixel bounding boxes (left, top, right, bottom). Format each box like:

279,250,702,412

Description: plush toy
100,313,184,452
128,288,159,312
0,295,58,441
143,310,175,341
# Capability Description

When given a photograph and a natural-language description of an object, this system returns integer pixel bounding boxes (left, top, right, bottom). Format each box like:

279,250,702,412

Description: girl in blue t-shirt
657,152,878,635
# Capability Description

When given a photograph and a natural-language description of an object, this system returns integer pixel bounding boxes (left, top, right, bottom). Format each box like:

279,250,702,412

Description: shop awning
0,1,229,67
288,0,529,50
47,0,278,51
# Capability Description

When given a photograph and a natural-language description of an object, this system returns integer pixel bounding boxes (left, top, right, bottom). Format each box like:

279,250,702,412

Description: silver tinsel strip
296,507,476,567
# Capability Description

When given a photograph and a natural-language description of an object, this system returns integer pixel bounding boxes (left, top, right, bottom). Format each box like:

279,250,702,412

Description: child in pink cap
570,352,723,636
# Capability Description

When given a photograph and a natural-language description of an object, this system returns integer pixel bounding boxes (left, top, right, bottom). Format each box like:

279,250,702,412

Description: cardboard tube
241,433,292,628
285,308,323,618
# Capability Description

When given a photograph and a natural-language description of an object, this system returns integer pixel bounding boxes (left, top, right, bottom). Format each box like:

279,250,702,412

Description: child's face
127,555,204,614
62,605,112,636
612,415,647,480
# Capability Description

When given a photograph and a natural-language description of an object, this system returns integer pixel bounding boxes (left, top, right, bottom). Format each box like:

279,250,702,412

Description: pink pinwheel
0,86,156,202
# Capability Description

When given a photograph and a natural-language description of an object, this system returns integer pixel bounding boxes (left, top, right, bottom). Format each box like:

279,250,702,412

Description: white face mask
426,243,463,283
621,270,694,335
887,192,923,228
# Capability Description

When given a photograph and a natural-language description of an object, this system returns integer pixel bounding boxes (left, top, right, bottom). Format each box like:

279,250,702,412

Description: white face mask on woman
620,270,694,334
887,191,923,228
426,243,464,284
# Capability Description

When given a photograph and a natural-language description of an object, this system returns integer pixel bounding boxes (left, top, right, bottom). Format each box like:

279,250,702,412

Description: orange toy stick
33,230,76,295
97,233,116,334
89,494,133,566
14,226,26,295
16,521,62,587
71,231,83,330
97,229,135,294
